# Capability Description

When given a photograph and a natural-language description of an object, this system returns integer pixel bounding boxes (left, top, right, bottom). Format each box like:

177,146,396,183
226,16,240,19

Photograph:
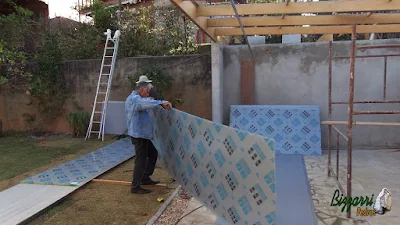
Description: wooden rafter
207,13,400,27
197,0,400,16
170,0,216,42
171,0,400,37
214,24,400,36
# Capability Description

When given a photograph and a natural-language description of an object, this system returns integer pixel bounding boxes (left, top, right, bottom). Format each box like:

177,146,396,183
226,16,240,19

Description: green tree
0,40,31,92
63,2,199,59
0,4,36,92
55,23,104,60
0,3,36,51
28,33,69,128
91,0,118,31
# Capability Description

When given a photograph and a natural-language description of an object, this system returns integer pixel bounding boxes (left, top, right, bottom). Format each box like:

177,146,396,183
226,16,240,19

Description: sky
47,0,82,21
45,0,318,22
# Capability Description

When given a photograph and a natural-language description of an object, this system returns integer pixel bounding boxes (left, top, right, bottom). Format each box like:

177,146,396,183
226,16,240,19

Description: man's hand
161,101,172,110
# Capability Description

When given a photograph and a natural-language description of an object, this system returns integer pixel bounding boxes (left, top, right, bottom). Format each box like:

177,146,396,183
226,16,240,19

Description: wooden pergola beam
170,0,217,42
214,24,400,36
208,13,400,27
197,0,400,16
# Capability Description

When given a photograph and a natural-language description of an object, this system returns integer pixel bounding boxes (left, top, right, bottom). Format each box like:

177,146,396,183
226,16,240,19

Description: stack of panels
20,138,134,186
230,105,322,156
149,108,277,225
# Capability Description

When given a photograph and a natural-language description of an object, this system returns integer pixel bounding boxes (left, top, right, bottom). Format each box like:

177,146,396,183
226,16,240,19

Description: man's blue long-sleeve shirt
125,91,166,140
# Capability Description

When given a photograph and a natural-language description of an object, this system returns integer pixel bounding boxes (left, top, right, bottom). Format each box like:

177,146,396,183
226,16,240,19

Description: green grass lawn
0,131,178,225
0,131,115,181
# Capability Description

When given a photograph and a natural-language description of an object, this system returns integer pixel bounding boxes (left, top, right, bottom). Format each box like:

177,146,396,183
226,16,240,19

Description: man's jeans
131,137,158,189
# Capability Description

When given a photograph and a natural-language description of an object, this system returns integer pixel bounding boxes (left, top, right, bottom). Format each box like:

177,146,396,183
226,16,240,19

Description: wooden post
240,61,255,105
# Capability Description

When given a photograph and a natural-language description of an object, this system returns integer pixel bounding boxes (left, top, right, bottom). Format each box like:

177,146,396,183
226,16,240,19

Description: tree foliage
26,32,69,129
56,0,198,60
1,0,195,132
91,0,118,31
0,4,36,92
0,3,37,51
0,40,31,92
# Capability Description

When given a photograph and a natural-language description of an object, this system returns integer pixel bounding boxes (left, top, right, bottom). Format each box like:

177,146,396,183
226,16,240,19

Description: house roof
0,0,48,17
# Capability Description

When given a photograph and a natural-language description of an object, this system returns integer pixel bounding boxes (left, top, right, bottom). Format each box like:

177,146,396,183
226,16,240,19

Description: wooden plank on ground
91,179,168,187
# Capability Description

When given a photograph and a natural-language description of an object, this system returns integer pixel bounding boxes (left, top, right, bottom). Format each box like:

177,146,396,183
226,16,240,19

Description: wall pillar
211,41,223,124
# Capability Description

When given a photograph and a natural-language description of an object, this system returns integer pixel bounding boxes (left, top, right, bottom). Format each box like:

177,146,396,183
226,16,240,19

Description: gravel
152,188,193,225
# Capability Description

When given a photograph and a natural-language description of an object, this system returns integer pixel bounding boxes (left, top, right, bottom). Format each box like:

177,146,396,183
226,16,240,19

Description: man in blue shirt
125,78,172,194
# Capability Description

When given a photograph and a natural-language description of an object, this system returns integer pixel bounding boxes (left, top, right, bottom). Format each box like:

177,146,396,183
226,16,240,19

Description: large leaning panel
150,108,277,225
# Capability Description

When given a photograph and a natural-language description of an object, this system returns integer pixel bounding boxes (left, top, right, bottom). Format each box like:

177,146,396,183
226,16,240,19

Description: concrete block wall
222,39,400,149
0,54,212,133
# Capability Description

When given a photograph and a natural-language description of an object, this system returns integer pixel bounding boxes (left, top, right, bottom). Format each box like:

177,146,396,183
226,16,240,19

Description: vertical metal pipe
328,41,333,177
346,25,357,218
78,0,81,23
384,57,387,100
336,132,339,180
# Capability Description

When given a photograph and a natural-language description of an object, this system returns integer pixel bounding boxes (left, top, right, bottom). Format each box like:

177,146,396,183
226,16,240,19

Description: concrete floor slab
176,150,400,225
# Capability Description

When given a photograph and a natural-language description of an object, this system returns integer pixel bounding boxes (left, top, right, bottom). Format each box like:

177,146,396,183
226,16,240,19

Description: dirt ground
0,133,178,225
28,158,178,225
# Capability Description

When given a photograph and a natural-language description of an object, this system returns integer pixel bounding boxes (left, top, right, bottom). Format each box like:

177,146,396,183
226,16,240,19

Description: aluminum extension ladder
85,29,121,141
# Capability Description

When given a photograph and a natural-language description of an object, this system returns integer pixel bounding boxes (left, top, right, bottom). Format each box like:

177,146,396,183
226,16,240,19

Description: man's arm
131,96,167,111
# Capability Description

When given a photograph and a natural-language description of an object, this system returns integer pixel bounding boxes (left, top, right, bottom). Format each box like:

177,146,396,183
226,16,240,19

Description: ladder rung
93,121,101,124
95,111,102,113
106,47,114,49
96,102,104,104
105,56,113,58
102,74,110,76
104,65,112,66
91,131,100,133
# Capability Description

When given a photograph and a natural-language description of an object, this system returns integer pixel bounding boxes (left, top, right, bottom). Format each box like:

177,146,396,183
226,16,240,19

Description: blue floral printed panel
230,105,322,156
149,108,277,225
20,138,134,186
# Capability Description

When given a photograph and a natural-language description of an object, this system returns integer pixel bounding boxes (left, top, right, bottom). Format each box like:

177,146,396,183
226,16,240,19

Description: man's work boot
141,178,160,185
131,186,152,194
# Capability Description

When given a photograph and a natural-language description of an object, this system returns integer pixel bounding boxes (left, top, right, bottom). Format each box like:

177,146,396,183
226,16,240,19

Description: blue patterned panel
21,138,134,186
149,108,276,225
230,105,322,156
